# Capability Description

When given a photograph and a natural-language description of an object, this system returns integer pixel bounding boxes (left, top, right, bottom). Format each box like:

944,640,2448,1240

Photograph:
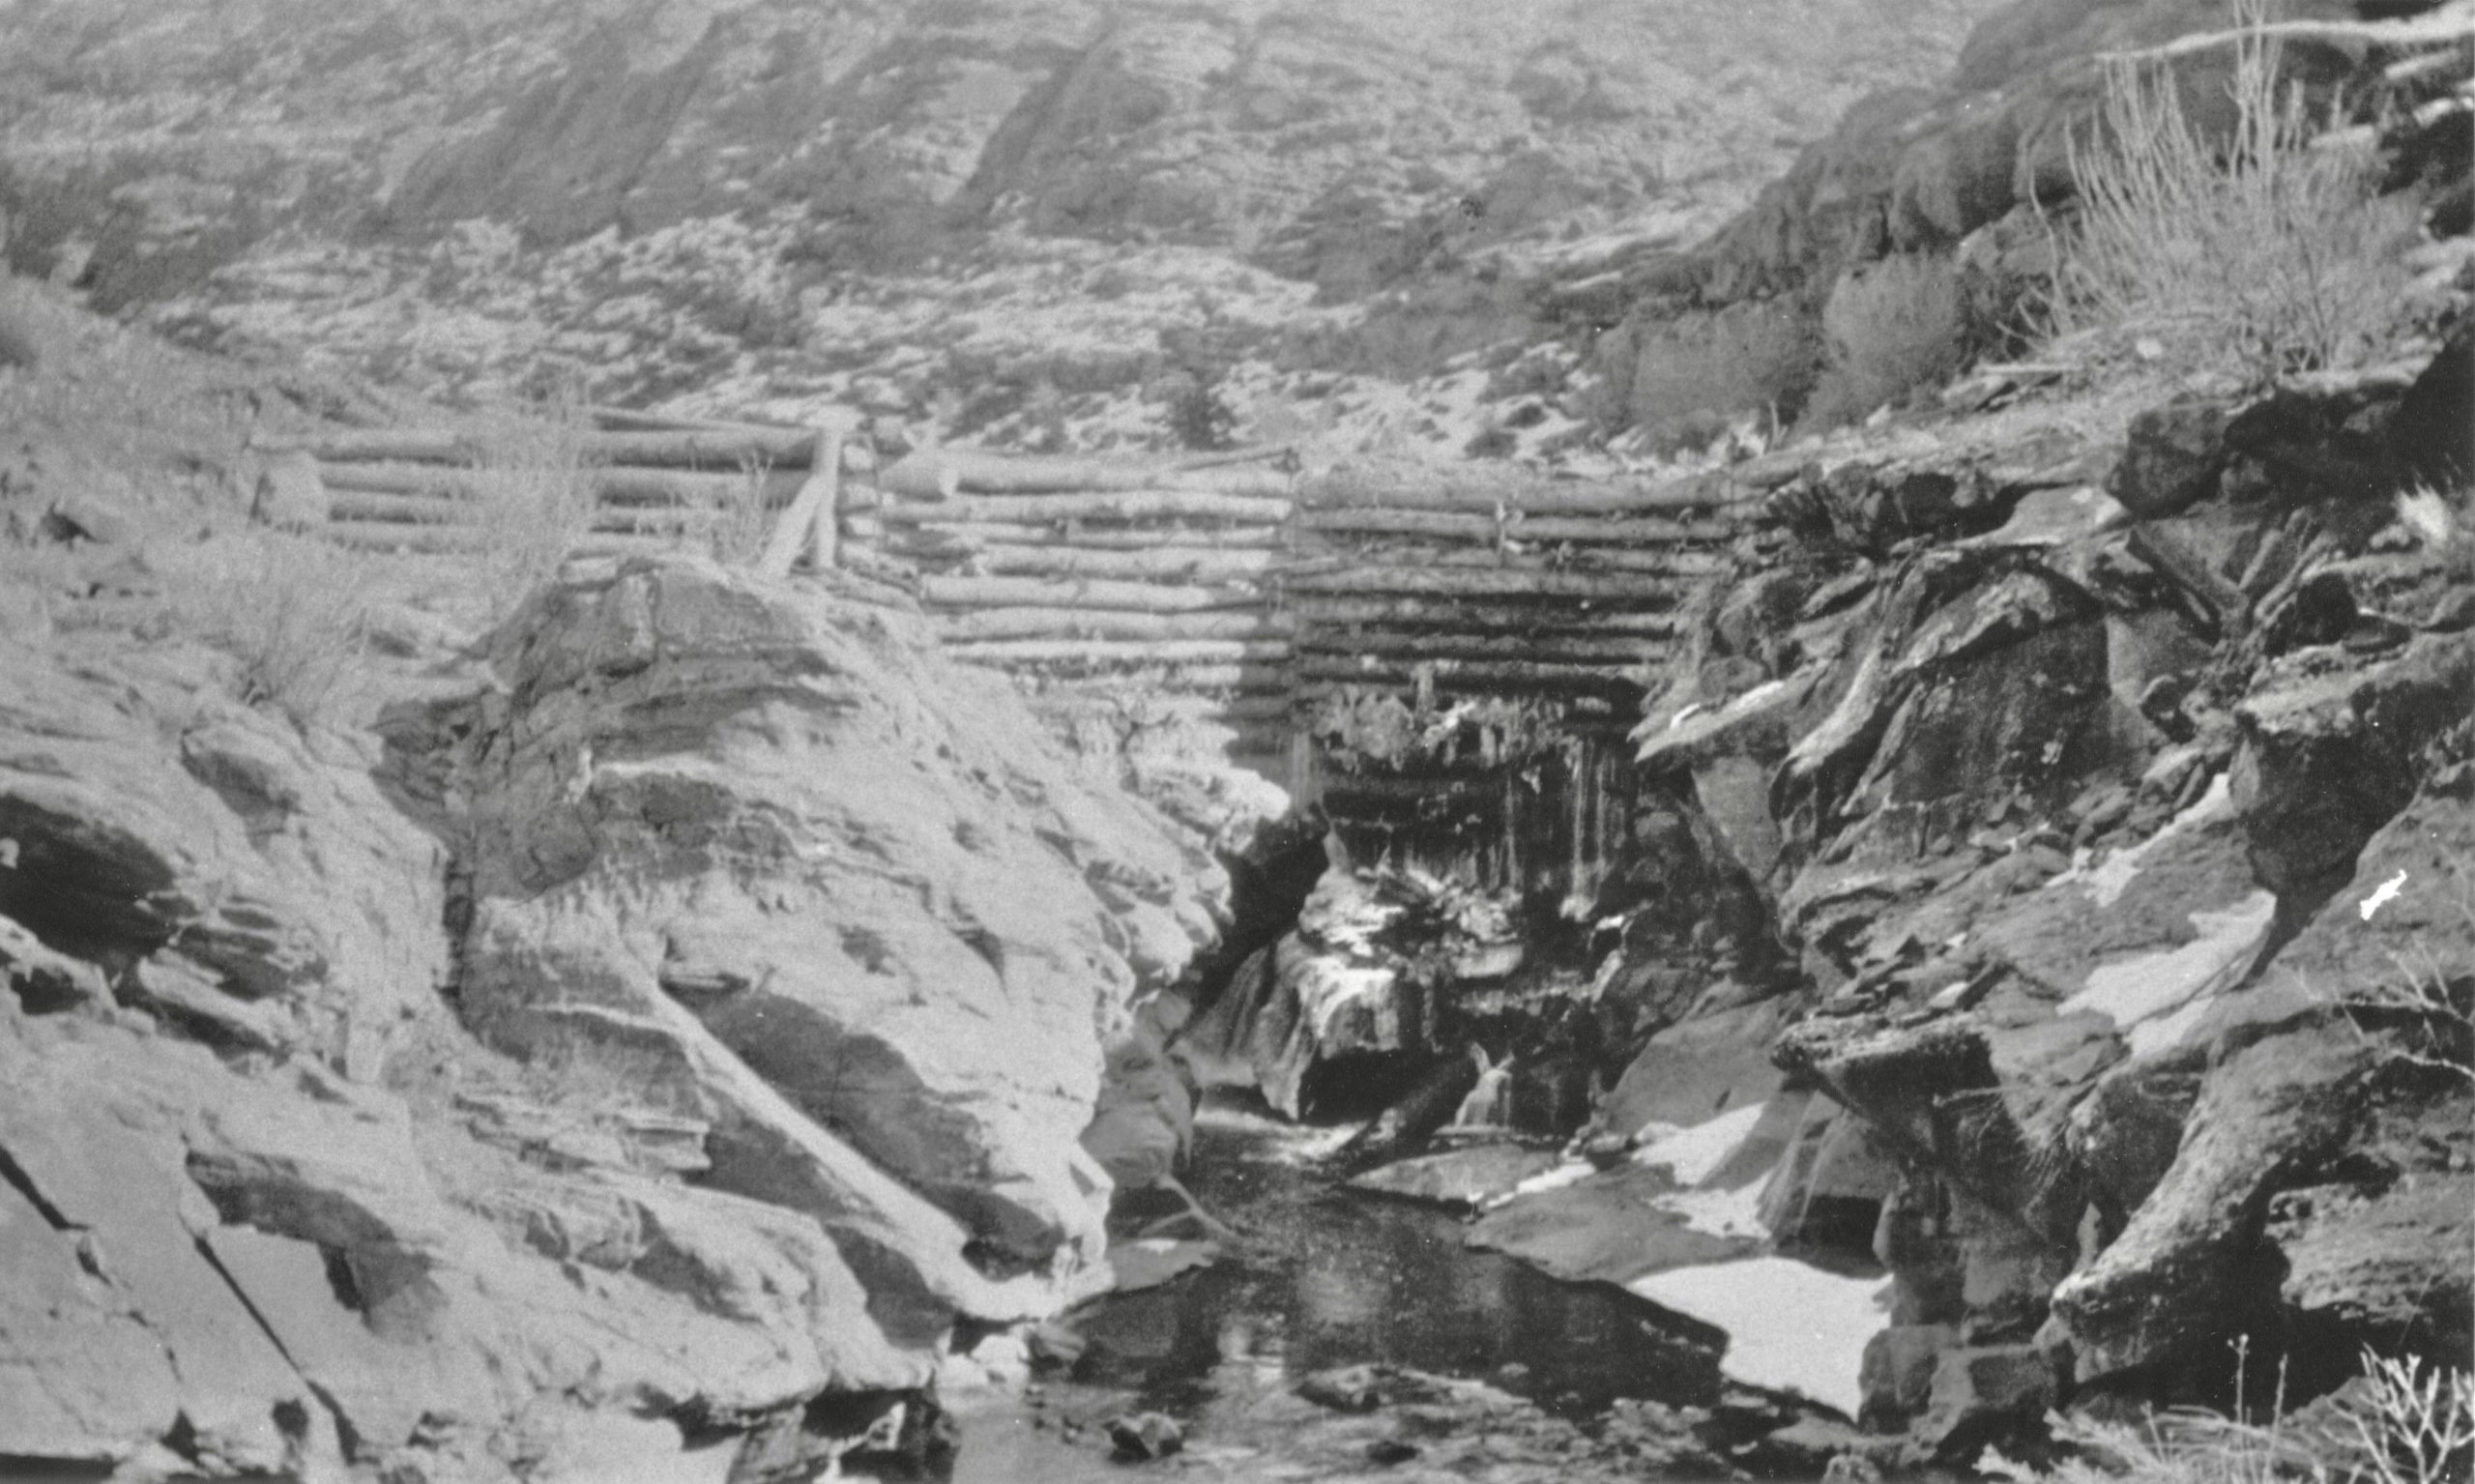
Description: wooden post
757,420,850,578
807,425,844,572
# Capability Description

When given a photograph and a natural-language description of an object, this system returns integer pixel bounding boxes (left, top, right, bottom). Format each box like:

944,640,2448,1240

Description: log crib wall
277,408,1768,835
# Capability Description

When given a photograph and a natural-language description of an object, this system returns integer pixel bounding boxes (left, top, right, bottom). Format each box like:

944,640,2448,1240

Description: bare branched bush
1979,1335,2475,1484
1802,252,1971,429
2337,1351,2475,1484
2294,849,2475,1082
2049,0,2421,383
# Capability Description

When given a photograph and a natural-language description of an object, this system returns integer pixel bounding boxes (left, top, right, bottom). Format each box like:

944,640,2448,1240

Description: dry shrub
1621,299,1819,451
2341,1352,2475,1484
706,454,779,567
2050,0,2422,383
1802,251,1971,430
171,532,374,729
1981,1347,2473,1484
469,401,598,619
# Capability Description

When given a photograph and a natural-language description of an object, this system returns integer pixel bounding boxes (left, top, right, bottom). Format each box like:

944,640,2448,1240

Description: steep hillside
0,0,2000,448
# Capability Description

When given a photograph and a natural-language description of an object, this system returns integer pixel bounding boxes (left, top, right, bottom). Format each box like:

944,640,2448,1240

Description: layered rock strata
0,555,1228,1480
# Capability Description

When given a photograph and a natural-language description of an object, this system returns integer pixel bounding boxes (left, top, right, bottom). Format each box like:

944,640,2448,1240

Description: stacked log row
288,411,830,559
873,448,1299,766
1284,466,1762,887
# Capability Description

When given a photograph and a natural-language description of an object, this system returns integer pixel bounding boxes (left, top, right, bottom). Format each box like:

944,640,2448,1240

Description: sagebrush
1617,299,1819,451
2049,0,2421,382
1802,251,1971,429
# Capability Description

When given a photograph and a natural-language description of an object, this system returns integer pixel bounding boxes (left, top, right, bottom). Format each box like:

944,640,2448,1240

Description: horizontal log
1316,481,1762,521
1308,472,1757,515
326,490,469,525
882,448,1291,498
325,521,489,553
1298,509,1736,544
1289,597,1682,634
1315,773,1508,803
1023,684,1293,716
921,575,1258,613
1296,657,1647,692
572,532,695,558
1279,566,1691,601
325,523,685,557
584,403,805,436
960,658,1287,690
1288,547,1727,578
937,608,1291,643
1295,631,1660,664
298,426,823,468
596,466,801,505
891,521,1290,552
942,639,1292,667
597,426,818,467
319,461,800,508
327,492,725,535
883,490,1292,526
955,543,1281,583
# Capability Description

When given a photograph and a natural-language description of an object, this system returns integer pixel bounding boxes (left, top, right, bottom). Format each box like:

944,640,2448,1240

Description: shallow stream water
948,1099,1734,1482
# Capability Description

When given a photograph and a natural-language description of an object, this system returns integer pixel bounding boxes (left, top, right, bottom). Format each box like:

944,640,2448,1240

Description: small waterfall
1450,1060,1515,1131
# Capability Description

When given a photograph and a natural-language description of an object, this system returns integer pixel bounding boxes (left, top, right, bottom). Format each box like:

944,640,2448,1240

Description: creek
949,1097,1737,1482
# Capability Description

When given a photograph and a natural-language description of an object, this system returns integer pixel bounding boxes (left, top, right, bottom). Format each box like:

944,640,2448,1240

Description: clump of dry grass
2048,0,2422,384
1802,252,1972,429
705,453,778,567
469,399,598,620
169,531,376,730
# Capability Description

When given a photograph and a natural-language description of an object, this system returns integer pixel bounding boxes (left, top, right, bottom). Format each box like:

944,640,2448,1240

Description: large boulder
450,557,1225,1320
0,553,1236,1481
2048,1024,2380,1382
2231,631,2475,898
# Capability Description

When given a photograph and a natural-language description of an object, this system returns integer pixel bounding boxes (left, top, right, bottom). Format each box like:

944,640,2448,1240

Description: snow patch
2053,771,2231,909
2060,888,2277,1056
1497,1159,1596,1207
1628,1102,1770,1187
1626,1258,1893,1418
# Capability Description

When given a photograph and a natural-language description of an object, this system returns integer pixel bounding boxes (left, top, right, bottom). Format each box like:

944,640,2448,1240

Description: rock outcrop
1,554,1231,1480
1618,345,2474,1458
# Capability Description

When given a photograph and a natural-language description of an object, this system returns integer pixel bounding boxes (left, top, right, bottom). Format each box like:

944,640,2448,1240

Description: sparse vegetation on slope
167,532,376,730
470,398,598,620
1802,251,1973,430
2049,0,2425,384
1982,1348,2474,1484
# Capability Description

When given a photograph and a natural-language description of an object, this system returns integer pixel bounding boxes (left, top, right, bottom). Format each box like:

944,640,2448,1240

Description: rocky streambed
949,1100,1874,1483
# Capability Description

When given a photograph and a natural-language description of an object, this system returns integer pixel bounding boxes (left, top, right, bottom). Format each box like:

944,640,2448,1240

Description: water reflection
1071,1105,1721,1416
